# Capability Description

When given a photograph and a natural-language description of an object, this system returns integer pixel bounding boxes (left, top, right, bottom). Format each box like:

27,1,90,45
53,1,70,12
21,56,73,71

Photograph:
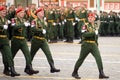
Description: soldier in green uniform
108,11,115,36
57,8,65,41
46,5,58,43
117,12,120,36
76,4,88,43
30,8,60,73
99,12,109,36
103,12,109,36
0,6,20,77
72,13,109,79
114,12,120,36
11,8,39,75
64,5,76,43
25,3,37,41
6,5,16,40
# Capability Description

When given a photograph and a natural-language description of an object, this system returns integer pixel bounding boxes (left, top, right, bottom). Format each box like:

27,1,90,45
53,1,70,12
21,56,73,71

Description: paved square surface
0,37,120,80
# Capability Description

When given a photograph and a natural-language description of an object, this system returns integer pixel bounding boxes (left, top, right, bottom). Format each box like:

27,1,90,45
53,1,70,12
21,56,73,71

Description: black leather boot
24,65,39,75
72,69,81,79
31,64,39,74
99,69,109,79
10,66,20,77
50,63,60,73
3,65,10,76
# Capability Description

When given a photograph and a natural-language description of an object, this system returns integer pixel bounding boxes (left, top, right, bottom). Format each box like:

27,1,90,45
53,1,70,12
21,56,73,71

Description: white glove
72,22,76,26
59,23,61,25
7,20,11,24
42,29,46,34
62,21,64,25
24,22,30,27
53,23,56,26
50,11,53,14
31,25,35,27
11,23,16,26
4,25,8,29
81,30,87,33
75,17,80,22
95,30,98,35
64,19,67,22
44,17,47,21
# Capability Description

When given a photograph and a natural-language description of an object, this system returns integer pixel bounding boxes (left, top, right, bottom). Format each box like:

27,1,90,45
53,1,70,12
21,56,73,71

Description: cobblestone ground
0,37,120,80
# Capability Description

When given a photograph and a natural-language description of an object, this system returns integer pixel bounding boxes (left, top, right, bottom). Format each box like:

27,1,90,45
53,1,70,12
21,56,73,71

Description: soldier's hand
44,17,47,21
53,23,56,26
59,23,61,26
62,21,64,25
24,22,30,27
72,22,76,26
42,29,46,34
7,20,11,24
75,17,80,22
31,21,35,27
95,30,98,35
3,25,8,29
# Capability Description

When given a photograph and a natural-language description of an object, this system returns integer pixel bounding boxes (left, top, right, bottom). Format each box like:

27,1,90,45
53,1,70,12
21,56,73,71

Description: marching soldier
0,6,20,77
26,3,37,41
57,9,65,41
117,12,120,36
76,4,88,43
99,12,109,36
114,12,120,36
11,8,39,75
46,5,58,43
64,5,76,43
72,13,109,79
74,6,80,39
30,7,60,73
108,11,115,36
6,5,16,40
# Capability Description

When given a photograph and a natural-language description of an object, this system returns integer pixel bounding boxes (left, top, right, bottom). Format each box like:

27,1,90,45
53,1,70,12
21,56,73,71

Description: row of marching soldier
5,4,120,44
0,4,60,77
0,3,109,79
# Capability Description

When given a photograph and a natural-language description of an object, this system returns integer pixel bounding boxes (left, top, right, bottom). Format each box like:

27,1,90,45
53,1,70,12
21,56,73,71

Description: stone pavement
0,37,120,80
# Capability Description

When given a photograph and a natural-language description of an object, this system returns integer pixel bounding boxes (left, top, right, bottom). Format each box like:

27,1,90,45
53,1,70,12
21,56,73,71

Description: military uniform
47,9,58,43
99,12,109,36
0,6,20,77
72,13,109,79
11,8,39,75
117,13,120,35
114,13,120,36
64,8,75,43
25,8,37,41
56,10,64,40
75,8,88,41
6,8,16,40
108,13,115,36
30,8,60,73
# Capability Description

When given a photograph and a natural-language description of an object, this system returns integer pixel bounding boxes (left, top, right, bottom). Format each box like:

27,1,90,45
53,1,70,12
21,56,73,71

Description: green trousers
74,42,103,71
11,38,31,65
0,44,14,67
30,38,54,65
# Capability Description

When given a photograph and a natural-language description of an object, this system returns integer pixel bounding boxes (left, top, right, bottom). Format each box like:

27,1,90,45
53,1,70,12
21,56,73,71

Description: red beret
16,8,24,14
35,8,43,14
0,6,6,11
88,13,95,17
